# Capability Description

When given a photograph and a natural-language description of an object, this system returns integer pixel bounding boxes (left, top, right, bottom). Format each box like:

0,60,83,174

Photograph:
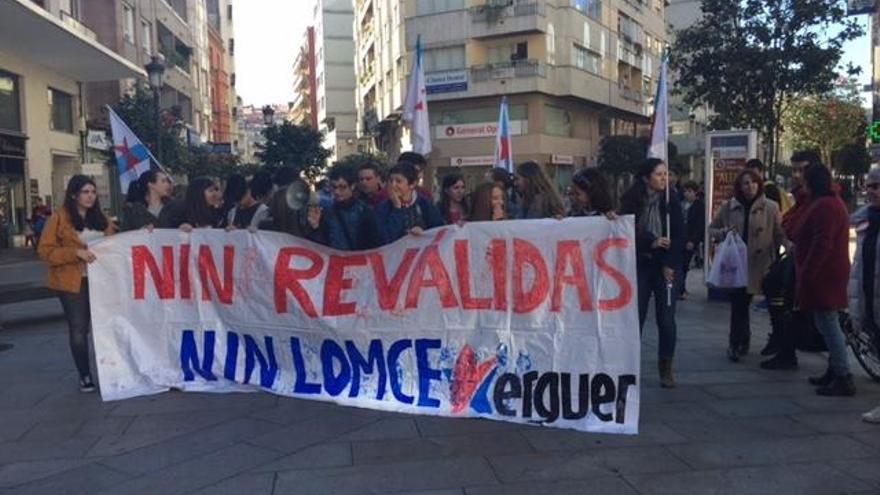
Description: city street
1,270,878,495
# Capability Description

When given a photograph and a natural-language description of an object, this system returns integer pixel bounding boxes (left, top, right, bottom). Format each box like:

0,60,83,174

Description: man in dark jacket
376,162,444,244
308,165,380,251
680,181,705,299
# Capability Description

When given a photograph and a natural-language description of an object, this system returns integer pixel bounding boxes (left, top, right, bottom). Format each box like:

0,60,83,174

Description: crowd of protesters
35,150,880,423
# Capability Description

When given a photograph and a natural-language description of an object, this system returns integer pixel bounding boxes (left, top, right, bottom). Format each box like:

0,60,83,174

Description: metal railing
471,59,546,82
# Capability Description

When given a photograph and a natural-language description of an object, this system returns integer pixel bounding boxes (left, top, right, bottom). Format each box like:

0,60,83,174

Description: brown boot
658,357,676,388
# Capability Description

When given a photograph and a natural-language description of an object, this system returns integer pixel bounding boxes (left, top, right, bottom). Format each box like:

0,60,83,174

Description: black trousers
729,288,753,348
56,282,92,379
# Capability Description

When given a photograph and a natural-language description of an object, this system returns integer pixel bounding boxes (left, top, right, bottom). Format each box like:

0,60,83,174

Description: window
573,44,602,75
545,105,572,137
123,4,135,43
141,20,152,53
423,46,465,72
415,0,464,15
573,0,601,20
48,88,74,133
0,70,21,132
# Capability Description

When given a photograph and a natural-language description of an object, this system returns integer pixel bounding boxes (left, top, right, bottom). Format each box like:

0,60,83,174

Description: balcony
469,1,547,39
471,59,546,82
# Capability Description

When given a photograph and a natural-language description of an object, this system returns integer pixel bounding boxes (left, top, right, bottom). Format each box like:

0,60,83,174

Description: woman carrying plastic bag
709,169,787,361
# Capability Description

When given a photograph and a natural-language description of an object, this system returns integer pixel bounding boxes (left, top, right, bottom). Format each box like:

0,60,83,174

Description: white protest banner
88,218,640,434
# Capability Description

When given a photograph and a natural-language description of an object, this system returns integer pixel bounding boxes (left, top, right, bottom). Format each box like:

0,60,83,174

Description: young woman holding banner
38,175,115,392
620,158,684,388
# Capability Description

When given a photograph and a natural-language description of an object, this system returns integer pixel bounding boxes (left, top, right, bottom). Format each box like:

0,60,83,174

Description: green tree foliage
598,135,647,176
671,0,863,169
784,95,867,168
256,121,332,182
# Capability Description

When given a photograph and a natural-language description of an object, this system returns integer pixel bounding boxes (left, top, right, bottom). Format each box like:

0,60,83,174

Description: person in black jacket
620,158,685,389
679,181,705,299
308,165,380,250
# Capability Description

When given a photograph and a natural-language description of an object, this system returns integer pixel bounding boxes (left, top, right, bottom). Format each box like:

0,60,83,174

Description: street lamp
262,105,275,126
145,55,166,163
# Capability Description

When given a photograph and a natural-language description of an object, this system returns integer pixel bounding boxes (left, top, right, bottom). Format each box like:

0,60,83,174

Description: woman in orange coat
38,175,115,392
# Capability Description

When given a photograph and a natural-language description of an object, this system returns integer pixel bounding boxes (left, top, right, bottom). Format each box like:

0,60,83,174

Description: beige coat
709,196,787,294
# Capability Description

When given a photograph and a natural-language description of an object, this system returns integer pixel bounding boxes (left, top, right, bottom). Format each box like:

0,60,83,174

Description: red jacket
785,194,850,311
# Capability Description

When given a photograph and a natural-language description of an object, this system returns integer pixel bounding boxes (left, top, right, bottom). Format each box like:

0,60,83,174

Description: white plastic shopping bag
708,231,748,289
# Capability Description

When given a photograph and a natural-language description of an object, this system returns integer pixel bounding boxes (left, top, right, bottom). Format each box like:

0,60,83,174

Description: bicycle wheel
841,312,880,382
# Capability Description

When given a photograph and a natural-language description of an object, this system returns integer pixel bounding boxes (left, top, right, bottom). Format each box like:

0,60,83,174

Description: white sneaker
863,405,880,424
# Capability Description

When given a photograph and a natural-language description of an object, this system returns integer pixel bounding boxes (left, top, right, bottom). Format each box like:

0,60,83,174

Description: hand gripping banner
88,217,641,434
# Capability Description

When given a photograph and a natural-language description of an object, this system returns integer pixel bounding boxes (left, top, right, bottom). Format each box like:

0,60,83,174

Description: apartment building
294,0,359,163
0,0,144,236
290,26,319,129
354,0,666,189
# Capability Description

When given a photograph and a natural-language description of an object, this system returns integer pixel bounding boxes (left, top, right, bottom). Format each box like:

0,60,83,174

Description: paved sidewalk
0,274,878,495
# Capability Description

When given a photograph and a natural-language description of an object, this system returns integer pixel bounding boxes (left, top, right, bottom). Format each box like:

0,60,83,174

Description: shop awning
0,0,146,82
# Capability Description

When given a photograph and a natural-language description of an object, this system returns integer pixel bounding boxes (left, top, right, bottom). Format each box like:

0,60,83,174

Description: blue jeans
812,310,851,376
638,264,678,359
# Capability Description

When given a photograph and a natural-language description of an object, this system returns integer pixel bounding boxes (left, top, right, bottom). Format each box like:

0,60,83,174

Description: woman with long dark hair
620,158,684,388
469,182,507,222
122,170,172,231
569,168,616,217
514,161,565,219
788,163,854,396
437,173,469,224
38,175,115,392
709,169,786,362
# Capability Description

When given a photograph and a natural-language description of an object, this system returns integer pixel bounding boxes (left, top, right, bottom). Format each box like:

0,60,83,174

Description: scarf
640,191,664,240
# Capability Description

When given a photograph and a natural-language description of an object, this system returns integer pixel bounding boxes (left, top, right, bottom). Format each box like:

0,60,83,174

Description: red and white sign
449,156,496,167
436,121,526,140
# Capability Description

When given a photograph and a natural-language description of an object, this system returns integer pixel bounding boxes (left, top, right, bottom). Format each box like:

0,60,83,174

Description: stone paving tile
832,458,880,488
0,435,100,464
463,478,639,495
414,416,528,438
91,443,280,495
0,458,92,489
272,457,499,495
625,462,872,495
703,381,823,399
246,410,380,454
7,463,130,495
486,446,689,482
188,472,276,495
663,416,818,443
351,431,534,465
703,397,806,418
667,434,878,469
520,422,687,451
339,417,421,441
791,412,880,433
100,417,282,476
252,442,353,472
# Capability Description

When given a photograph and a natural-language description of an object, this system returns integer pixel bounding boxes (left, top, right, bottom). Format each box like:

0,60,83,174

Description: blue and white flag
108,106,154,195
402,35,432,156
494,97,513,173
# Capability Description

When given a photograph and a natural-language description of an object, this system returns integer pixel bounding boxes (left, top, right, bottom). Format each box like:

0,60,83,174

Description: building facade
290,26,319,129
354,0,666,189
0,0,143,241
305,0,359,163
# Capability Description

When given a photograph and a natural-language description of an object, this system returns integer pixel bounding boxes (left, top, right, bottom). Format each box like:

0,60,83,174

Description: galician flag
402,35,431,155
647,52,669,164
108,106,154,195
494,96,513,173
